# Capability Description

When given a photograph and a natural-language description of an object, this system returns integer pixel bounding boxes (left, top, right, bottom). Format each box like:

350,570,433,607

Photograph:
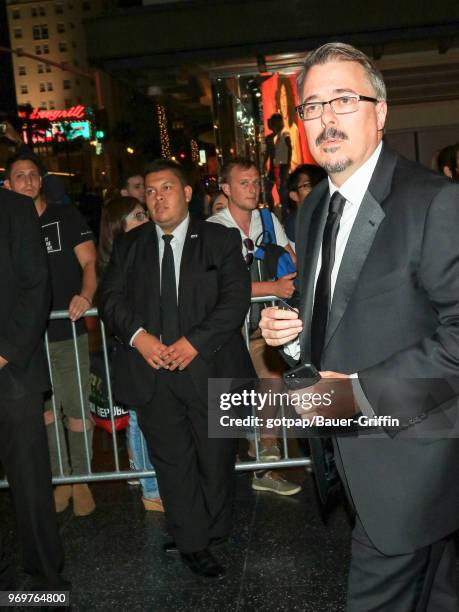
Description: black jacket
98,217,255,405
0,189,51,399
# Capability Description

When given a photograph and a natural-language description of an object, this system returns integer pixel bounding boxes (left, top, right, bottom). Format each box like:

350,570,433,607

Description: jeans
127,410,159,499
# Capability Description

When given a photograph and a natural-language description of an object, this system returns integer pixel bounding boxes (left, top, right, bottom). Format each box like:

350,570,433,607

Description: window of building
37,63,44,73
63,79,71,90
12,9,20,19
59,41,67,52
33,24,49,40
31,8,38,17
39,6,46,16
39,82,46,92
57,23,65,33
49,100,55,109
20,85,28,95
18,65,26,76
39,101,47,110
46,65,52,73
64,98,72,108
55,3,64,15
16,47,24,55
14,29,22,39
35,45,42,55
43,44,49,54
47,82,53,91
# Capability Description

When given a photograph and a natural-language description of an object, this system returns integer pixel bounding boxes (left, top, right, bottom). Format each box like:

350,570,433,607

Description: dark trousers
137,370,236,553
0,393,64,589
347,516,458,611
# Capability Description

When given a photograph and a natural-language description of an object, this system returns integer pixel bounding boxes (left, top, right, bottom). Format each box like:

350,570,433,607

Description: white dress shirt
130,214,190,346
285,142,383,360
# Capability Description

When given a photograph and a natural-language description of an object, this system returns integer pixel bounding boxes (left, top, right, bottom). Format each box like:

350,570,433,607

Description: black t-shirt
40,204,95,342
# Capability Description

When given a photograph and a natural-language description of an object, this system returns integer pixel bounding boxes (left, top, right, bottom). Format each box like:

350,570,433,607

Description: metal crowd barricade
0,298,310,490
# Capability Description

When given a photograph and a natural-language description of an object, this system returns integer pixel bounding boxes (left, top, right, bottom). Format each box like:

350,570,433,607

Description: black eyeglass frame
295,94,379,121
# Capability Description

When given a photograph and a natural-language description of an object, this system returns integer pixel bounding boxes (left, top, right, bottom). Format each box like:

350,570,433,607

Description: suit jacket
98,217,255,406
0,189,51,399
296,145,459,555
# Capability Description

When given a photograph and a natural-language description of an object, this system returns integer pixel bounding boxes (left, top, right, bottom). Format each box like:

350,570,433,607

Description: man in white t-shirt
208,157,301,496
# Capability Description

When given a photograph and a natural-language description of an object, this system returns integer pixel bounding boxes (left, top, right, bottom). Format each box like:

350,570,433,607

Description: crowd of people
0,41,458,611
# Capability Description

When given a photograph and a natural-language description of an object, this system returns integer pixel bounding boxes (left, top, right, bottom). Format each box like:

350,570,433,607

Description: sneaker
248,445,281,462
127,459,140,486
252,471,301,496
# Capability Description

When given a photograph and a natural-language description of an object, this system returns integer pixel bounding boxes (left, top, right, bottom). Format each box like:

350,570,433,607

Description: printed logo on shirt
42,221,61,253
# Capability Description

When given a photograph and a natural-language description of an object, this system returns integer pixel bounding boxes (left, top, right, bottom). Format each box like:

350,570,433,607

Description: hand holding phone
283,362,321,390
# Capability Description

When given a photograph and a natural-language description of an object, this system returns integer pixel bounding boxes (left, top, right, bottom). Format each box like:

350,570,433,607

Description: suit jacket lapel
324,144,397,349
142,222,161,315
324,191,385,347
298,184,329,357
178,217,200,325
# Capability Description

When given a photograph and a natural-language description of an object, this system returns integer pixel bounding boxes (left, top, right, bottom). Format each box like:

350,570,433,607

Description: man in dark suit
99,160,254,579
0,189,65,590
260,43,459,610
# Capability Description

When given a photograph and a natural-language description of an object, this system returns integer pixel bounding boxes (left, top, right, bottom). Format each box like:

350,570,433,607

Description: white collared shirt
285,142,383,360
130,213,190,346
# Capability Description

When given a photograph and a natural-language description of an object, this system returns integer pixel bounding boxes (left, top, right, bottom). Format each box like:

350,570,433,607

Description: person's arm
355,182,459,424
69,240,97,321
184,228,252,362
252,275,296,298
0,197,50,369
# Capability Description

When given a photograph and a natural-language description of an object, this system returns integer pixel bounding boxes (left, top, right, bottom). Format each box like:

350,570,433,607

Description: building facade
6,0,112,111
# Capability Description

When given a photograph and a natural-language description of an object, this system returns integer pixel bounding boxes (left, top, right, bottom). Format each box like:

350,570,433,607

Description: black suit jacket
296,145,459,555
98,217,255,406
0,189,51,399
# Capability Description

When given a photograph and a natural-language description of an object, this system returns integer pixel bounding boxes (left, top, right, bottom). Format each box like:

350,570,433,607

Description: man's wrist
79,294,92,306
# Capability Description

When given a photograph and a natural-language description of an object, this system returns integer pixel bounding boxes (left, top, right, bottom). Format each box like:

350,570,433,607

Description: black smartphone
283,362,321,390
276,298,297,311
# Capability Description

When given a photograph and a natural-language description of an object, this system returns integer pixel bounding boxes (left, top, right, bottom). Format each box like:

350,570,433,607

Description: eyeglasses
296,181,311,191
125,210,149,222
295,94,379,121
243,237,254,266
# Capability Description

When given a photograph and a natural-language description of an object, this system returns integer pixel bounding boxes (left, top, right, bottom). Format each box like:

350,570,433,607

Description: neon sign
19,105,86,121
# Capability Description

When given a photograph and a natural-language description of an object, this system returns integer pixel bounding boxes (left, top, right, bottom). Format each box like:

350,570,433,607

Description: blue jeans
127,410,159,499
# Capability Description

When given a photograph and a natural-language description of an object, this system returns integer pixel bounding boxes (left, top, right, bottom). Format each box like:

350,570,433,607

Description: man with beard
260,42,459,611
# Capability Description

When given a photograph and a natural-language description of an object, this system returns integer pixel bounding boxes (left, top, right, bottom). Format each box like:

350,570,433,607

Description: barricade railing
0,298,311,489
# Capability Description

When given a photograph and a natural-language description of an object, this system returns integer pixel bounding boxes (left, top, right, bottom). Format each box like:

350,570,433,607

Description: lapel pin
190,234,199,239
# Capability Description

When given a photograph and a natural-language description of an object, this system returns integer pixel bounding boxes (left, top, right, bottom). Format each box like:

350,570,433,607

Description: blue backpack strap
258,208,277,245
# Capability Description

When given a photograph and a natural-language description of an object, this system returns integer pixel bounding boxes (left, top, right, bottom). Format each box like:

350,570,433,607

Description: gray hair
296,42,387,102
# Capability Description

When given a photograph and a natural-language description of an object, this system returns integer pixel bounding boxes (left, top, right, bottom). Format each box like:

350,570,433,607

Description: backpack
254,208,296,280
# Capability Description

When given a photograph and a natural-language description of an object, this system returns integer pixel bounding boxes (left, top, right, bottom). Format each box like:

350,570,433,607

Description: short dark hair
143,159,189,187
297,42,386,102
287,164,327,192
117,170,143,192
437,144,459,175
220,157,258,185
5,151,45,180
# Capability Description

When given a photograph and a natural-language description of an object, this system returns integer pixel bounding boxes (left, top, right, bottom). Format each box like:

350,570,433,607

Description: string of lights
156,103,171,159
190,138,199,163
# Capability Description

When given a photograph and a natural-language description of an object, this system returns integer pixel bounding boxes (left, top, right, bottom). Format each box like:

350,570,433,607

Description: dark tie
310,191,347,368
160,234,180,345
308,192,346,512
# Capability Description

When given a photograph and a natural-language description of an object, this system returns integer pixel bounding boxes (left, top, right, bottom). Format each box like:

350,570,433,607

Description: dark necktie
311,191,347,367
160,234,180,345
